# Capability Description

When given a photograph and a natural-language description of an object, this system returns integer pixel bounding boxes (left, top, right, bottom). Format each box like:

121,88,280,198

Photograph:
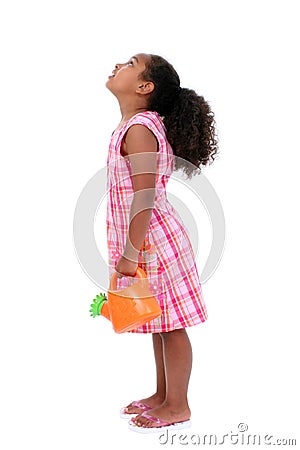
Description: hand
115,255,138,278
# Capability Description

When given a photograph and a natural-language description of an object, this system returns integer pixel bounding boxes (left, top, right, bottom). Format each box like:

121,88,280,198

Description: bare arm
121,124,158,263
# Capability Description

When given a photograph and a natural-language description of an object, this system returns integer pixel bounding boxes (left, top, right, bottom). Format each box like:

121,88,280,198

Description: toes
125,406,139,414
133,417,151,428
131,412,156,428
130,414,141,424
131,416,142,427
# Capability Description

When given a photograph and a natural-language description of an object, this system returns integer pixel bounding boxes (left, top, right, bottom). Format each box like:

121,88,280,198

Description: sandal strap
131,400,151,410
140,412,172,427
123,400,151,413
140,411,191,427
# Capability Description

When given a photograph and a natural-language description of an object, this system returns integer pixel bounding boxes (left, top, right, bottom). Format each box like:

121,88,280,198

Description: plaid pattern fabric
106,111,208,333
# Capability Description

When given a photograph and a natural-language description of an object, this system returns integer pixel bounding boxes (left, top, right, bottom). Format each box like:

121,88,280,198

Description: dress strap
118,111,166,150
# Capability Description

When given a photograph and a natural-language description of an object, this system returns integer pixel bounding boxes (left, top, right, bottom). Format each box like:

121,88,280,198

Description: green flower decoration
89,292,107,318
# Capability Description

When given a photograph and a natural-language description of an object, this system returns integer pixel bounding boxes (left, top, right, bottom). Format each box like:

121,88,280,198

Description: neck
117,99,149,122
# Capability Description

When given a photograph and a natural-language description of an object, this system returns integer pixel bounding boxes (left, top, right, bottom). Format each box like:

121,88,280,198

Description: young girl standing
105,53,218,433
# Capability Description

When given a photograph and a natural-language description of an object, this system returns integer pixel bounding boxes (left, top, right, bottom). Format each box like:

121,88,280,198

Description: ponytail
140,55,219,178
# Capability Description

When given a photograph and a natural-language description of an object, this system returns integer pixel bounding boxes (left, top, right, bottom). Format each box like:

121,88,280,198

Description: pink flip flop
128,411,192,433
120,400,152,419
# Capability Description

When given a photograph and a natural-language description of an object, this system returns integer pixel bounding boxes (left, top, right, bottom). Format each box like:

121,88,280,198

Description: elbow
133,188,156,211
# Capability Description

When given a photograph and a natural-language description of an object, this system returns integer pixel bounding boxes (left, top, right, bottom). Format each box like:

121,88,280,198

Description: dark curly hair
139,54,219,179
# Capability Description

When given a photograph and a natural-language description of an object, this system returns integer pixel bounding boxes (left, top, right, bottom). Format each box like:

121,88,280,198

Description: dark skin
106,53,192,428
106,53,157,278
115,124,158,278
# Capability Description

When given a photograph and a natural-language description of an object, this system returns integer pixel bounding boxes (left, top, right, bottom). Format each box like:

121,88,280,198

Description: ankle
163,399,190,412
136,393,165,406
154,391,166,402
146,392,165,404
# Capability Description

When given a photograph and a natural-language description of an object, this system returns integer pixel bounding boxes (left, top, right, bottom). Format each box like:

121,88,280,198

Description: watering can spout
89,293,110,320
89,267,162,333
100,301,110,320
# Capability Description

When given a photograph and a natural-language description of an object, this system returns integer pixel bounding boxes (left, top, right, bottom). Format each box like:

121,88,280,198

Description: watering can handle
109,266,147,291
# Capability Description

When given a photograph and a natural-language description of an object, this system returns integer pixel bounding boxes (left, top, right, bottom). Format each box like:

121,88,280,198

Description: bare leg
123,333,166,414
152,332,167,399
132,328,192,427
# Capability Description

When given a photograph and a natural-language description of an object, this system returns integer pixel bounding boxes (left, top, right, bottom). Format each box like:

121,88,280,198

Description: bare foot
131,403,191,428
123,393,165,415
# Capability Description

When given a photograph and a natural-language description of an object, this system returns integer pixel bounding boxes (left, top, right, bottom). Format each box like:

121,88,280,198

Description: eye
127,60,134,66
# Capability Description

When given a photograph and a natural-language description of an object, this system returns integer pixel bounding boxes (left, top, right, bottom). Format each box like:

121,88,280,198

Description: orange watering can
89,267,162,333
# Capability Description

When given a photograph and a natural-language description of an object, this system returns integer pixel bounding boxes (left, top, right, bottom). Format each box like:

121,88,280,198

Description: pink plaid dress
106,110,208,333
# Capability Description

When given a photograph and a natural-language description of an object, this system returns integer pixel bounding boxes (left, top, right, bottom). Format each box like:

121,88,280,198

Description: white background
0,1,299,449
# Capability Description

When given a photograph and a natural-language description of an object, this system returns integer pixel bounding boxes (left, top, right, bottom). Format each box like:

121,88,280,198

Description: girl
105,53,218,433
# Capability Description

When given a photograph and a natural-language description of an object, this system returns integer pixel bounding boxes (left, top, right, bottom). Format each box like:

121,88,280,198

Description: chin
105,78,116,90
105,83,119,99
105,83,114,94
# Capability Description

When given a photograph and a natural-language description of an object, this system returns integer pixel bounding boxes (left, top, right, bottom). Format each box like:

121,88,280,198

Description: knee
159,328,187,340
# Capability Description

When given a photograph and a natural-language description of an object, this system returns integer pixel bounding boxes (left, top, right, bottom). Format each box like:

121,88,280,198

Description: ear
136,81,155,95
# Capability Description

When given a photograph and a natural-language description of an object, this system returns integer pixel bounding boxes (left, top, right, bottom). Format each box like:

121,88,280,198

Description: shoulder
126,111,165,134
124,111,166,148
122,122,158,155
118,111,167,156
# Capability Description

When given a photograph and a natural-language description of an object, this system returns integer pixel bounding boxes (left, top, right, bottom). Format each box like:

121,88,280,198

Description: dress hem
128,316,208,334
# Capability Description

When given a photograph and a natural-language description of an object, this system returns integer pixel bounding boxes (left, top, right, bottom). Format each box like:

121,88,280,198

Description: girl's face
106,53,149,96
